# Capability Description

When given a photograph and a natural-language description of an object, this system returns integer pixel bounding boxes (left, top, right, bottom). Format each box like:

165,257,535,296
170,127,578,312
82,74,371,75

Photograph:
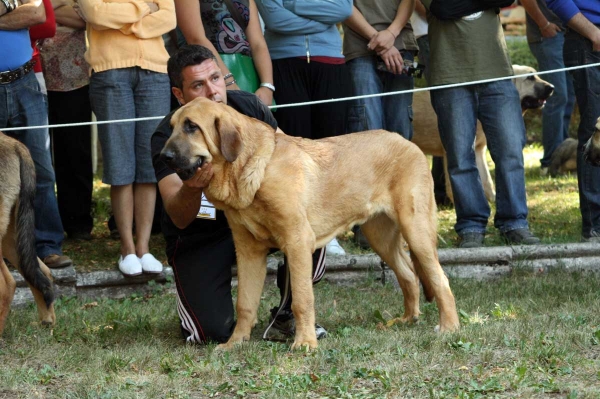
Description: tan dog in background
0,132,55,336
412,65,554,203
160,98,459,350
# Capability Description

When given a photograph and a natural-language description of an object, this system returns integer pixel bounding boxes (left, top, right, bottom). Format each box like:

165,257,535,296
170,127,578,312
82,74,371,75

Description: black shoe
501,228,540,245
458,232,485,248
263,308,327,341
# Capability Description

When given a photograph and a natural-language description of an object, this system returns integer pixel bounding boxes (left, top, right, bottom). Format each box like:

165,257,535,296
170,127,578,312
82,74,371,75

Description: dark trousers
272,58,351,138
167,233,327,344
48,86,93,235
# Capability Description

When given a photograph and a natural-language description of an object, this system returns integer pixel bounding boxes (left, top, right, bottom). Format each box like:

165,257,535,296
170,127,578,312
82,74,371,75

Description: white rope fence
2,62,600,133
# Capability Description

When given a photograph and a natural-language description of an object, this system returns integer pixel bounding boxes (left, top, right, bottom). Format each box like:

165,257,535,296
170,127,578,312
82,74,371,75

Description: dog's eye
527,76,535,81
183,118,199,134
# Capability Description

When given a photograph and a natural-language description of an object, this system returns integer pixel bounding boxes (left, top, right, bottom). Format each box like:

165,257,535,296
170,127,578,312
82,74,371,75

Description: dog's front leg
218,226,268,350
285,240,318,351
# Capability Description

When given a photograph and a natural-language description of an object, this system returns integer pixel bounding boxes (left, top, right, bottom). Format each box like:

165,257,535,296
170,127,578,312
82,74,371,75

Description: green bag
220,53,259,93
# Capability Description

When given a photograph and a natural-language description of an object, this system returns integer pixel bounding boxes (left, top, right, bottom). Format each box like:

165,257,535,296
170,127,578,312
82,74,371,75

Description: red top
29,0,56,73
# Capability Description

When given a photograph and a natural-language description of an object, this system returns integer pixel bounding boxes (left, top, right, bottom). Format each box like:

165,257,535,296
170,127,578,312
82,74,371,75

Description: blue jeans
563,29,600,238
90,67,171,185
431,80,530,235
346,54,414,140
0,71,65,258
529,32,576,168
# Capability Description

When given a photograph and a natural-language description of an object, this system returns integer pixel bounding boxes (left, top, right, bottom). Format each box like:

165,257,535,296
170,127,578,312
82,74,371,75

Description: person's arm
521,0,561,38
565,12,600,50
246,0,273,106
29,0,54,39
414,0,426,19
344,5,378,40
119,0,176,39
53,0,85,30
174,0,240,90
0,0,46,30
158,164,214,229
255,0,330,35
281,0,352,25
546,0,600,50
368,0,415,54
76,0,151,29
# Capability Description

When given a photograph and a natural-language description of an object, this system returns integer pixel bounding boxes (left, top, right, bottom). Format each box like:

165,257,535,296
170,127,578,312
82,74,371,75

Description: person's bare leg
111,184,135,257
133,183,156,257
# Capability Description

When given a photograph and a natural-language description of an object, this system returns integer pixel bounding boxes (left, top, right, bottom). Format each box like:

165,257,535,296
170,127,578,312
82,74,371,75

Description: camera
376,58,424,78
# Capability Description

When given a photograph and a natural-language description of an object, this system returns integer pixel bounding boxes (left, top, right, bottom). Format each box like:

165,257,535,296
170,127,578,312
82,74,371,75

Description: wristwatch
260,82,276,92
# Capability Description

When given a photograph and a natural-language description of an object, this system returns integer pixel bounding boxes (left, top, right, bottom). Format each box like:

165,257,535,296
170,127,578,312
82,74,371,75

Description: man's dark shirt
151,90,278,244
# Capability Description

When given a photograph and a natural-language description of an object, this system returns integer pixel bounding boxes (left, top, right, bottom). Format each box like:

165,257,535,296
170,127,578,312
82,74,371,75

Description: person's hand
183,163,214,191
145,1,158,12
72,3,86,21
380,46,404,75
255,87,273,107
540,21,561,38
367,29,396,55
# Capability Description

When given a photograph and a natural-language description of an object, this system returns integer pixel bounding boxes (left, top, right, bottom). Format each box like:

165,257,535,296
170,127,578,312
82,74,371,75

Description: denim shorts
90,67,170,185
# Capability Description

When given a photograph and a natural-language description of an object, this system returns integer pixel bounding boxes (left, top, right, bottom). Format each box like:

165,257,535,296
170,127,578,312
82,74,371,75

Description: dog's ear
215,116,243,163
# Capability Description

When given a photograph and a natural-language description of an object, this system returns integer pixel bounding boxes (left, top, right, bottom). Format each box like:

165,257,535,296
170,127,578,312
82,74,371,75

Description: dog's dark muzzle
159,149,205,181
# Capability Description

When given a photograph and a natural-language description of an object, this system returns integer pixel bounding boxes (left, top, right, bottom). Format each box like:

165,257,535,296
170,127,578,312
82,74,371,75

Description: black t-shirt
151,91,277,244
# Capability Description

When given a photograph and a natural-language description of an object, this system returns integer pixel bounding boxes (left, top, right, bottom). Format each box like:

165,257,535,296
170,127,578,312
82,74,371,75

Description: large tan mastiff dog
412,65,554,203
160,97,459,350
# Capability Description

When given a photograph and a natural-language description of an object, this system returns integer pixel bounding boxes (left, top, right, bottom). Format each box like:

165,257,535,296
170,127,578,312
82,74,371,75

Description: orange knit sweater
78,0,176,74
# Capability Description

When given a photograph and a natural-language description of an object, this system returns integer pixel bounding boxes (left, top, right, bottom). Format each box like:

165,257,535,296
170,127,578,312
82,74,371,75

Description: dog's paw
291,339,318,351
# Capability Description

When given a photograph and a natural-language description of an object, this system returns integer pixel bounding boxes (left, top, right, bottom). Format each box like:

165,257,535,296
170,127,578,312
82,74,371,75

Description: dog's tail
15,144,54,308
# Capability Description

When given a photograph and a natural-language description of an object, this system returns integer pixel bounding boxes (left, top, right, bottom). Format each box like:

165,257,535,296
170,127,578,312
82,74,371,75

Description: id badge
197,193,216,220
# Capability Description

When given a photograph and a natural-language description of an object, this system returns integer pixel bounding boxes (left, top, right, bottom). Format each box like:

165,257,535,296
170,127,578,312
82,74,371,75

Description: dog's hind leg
0,250,17,336
397,191,459,333
2,221,55,327
218,225,269,350
361,214,421,324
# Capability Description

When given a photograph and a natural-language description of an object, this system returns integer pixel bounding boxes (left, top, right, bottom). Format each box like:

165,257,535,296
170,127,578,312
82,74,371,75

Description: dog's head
160,97,243,181
583,117,600,167
512,65,554,112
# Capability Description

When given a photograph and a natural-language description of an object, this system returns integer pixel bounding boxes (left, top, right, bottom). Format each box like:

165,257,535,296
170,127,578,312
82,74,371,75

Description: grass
1,269,599,398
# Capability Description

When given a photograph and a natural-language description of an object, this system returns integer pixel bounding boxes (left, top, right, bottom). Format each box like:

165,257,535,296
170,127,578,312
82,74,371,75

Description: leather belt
0,59,36,85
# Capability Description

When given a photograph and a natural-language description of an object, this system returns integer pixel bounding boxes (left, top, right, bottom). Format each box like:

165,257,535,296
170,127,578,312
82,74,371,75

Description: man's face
172,59,227,105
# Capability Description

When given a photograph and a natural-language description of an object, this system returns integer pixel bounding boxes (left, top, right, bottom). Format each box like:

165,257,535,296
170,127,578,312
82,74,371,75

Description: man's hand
72,2,85,21
540,21,561,38
255,87,273,107
367,28,396,54
380,46,404,75
182,163,214,191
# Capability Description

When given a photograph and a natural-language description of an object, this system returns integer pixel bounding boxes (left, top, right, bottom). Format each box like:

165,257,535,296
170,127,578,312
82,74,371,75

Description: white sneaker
326,237,346,256
119,254,142,276
139,253,163,274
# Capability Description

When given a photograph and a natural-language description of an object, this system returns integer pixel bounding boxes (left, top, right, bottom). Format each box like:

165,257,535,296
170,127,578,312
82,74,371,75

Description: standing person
151,45,328,343
546,0,600,242
42,0,94,241
255,0,353,256
1,0,73,269
422,2,541,248
174,0,274,106
343,0,418,140
522,0,576,175
75,0,176,275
